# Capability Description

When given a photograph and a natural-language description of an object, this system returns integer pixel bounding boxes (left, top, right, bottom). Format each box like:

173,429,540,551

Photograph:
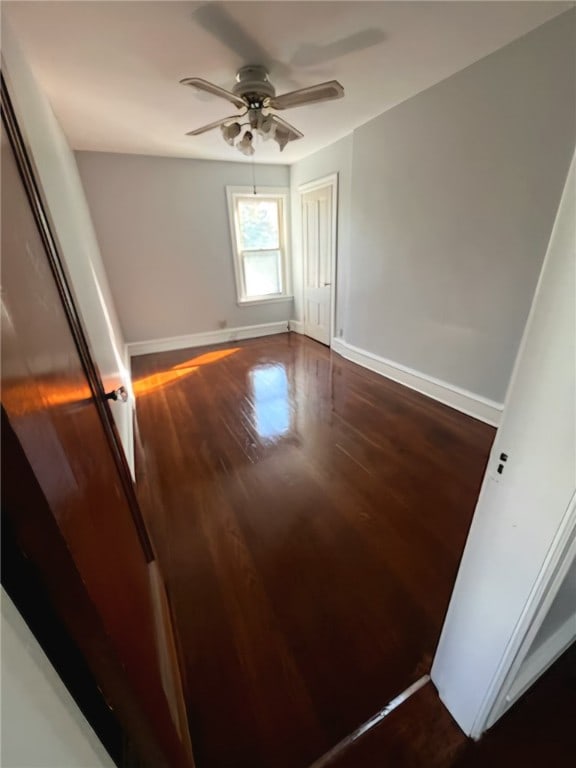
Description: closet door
302,179,336,345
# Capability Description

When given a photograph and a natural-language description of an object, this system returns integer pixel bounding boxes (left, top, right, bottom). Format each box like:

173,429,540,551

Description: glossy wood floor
132,333,494,768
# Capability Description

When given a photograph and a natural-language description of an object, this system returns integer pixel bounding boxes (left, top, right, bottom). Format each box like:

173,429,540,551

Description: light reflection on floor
249,363,291,440
133,347,241,397
172,348,240,369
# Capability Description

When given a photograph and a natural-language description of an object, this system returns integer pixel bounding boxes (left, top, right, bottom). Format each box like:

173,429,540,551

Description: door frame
477,493,576,735
298,173,338,347
1,73,153,562
2,73,195,766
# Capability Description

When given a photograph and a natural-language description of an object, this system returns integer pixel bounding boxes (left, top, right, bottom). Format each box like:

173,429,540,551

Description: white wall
1,590,114,768
294,11,575,407
431,149,576,736
76,152,291,344
2,21,134,468
290,134,354,334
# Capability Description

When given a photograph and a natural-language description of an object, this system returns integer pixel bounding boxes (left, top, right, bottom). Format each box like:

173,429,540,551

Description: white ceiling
4,1,571,165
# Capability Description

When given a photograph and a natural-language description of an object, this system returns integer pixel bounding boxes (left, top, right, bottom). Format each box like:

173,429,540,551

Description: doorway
299,174,338,346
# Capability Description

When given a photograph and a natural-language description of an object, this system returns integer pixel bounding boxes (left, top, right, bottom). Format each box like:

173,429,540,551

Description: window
227,187,291,304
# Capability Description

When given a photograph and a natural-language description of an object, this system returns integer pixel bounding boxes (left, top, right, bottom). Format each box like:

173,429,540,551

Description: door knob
323,282,332,287
105,386,128,402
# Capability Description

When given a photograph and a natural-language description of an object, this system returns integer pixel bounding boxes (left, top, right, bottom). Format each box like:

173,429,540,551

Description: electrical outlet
218,320,227,329
338,328,344,337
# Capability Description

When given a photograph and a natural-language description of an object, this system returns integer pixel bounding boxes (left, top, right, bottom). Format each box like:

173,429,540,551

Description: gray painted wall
76,10,575,405
77,152,291,343
346,11,575,402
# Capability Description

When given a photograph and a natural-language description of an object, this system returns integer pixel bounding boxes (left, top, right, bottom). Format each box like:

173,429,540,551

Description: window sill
237,296,294,307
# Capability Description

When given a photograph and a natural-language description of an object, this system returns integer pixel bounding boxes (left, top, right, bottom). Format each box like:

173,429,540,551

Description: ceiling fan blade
194,2,270,65
193,2,300,88
185,115,244,136
268,81,344,111
290,30,386,67
269,115,303,140
180,77,246,109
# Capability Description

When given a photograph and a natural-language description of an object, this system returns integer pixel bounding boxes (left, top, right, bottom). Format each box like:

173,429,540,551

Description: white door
431,154,576,737
301,181,335,345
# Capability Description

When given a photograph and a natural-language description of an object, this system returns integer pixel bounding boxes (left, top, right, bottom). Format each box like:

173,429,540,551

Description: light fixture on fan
218,111,289,155
221,121,241,146
181,65,344,155
237,130,255,156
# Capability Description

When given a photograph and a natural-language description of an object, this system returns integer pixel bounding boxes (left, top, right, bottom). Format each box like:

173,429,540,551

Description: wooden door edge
148,561,196,766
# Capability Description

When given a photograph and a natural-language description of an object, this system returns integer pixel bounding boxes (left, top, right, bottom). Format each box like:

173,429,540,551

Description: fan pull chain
251,158,257,195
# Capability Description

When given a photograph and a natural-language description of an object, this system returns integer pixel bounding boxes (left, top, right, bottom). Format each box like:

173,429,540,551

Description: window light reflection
172,348,240,369
250,364,290,440
4,348,243,412
133,347,241,397
132,367,199,397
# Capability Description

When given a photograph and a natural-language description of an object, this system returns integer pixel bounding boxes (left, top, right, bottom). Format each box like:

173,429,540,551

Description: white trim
126,321,289,358
331,337,503,426
226,186,291,304
237,296,293,307
298,173,338,347
124,402,136,481
502,616,575,715
476,491,576,736
121,345,136,481
289,319,305,334
108,401,135,479
298,172,339,196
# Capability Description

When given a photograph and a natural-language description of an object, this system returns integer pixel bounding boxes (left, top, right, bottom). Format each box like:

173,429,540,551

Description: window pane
243,250,281,297
237,199,280,250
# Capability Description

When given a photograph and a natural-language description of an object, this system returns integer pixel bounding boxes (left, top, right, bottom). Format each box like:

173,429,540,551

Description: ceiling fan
180,65,344,155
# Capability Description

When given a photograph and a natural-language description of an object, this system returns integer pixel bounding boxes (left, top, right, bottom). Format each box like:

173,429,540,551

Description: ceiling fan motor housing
233,65,276,107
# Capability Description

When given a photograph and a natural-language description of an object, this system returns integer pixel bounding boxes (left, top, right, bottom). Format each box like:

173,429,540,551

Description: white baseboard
331,338,503,426
127,321,290,358
289,319,305,334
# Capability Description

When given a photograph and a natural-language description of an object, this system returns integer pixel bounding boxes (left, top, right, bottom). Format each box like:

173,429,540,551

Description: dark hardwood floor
456,641,576,767
132,333,494,768
313,681,468,768
321,642,576,767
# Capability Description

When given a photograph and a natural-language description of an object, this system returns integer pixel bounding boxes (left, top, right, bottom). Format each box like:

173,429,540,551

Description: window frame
226,186,292,306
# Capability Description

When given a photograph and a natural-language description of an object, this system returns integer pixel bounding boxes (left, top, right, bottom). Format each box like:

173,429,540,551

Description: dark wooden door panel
2,408,172,768
1,97,191,768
